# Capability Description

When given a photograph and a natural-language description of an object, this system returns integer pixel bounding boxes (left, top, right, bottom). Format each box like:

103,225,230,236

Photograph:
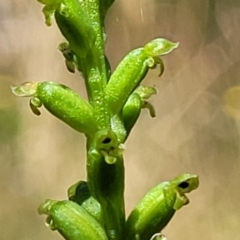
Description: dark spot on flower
102,137,111,144
178,181,189,189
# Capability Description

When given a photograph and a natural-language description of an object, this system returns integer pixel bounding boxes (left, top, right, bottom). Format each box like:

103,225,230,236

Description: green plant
12,0,199,239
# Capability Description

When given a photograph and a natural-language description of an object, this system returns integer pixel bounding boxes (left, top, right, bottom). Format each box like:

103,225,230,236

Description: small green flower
38,199,108,240
104,38,179,116
125,174,199,240
12,81,97,137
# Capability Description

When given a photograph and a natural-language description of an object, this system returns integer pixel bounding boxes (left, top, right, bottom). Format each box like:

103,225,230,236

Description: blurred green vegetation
1,0,240,239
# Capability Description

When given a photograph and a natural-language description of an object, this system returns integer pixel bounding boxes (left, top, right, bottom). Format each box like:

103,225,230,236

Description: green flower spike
125,174,199,240
38,199,108,240
11,81,97,137
12,1,199,240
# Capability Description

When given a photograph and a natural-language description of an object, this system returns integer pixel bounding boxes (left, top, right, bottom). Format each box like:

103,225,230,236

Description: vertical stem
78,0,110,130
82,1,126,239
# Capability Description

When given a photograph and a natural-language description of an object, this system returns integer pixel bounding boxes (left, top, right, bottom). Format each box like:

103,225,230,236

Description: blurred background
1,0,240,239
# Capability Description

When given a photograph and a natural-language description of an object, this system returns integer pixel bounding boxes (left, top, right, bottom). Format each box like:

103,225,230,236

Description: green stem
83,1,125,239
78,0,110,130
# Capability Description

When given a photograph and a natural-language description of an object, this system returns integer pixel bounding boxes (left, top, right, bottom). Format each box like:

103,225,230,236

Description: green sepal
38,199,108,240
67,181,103,225
125,174,199,240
